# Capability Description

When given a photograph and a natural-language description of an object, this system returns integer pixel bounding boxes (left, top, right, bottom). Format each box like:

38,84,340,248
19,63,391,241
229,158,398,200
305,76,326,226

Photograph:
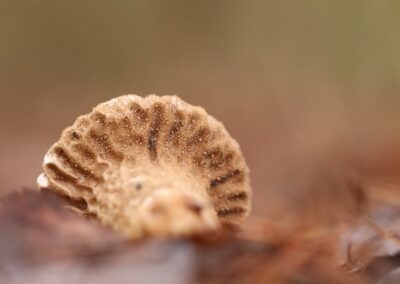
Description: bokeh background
1,1,400,219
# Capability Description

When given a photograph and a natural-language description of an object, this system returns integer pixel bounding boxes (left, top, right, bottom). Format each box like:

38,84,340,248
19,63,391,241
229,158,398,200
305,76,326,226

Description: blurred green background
1,1,400,217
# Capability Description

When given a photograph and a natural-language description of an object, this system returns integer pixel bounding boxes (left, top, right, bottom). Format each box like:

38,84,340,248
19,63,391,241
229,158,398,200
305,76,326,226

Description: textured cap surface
37,95,251,238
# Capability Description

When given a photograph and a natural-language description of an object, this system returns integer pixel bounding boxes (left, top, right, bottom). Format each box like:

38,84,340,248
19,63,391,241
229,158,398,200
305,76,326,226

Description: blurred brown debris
4,188,400,284
0,189,122,265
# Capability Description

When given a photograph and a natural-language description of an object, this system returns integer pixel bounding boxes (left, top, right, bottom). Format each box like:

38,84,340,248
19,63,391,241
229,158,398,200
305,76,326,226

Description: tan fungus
37,95,251,239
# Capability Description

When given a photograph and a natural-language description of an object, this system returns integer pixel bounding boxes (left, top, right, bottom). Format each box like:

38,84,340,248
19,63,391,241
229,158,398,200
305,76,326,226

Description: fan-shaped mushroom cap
37,95,251,238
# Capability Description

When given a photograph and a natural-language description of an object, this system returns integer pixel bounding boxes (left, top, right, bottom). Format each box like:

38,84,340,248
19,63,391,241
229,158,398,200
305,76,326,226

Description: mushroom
37,95,251,239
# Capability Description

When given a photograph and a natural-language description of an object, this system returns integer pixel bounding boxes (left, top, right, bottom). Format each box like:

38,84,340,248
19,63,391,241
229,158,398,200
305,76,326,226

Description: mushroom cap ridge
37,95,251,238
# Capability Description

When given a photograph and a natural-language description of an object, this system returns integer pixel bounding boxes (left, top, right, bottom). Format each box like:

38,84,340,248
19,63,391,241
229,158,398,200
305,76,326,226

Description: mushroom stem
137,187,220,238
89,164,220,238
